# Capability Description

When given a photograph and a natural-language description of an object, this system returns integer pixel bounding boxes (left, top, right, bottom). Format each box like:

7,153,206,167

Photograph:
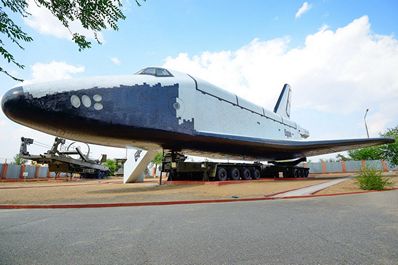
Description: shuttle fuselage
1,67,392,161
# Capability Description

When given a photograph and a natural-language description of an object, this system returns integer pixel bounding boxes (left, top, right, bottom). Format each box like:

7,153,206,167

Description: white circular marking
93,94,102,102
70,95,81,108
94,103,103,110
81,95,91,108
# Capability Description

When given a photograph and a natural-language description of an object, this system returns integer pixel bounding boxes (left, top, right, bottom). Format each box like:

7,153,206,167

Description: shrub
13,154,26,165
102,159,118,176
356,168,393,191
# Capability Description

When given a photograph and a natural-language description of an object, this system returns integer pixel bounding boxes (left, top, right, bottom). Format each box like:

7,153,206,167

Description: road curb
0,180,125,190
0,188,397,209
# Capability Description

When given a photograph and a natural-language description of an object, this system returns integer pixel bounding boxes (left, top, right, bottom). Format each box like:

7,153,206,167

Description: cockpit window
156,68,172,77
136,67,173,77
139,68,156,75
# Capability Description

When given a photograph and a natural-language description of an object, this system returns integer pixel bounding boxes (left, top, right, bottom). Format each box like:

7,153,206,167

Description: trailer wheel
168,170,176,181
293,169,299,178
216,167,228,181
229,167,240,180
305,169,309,178
241,167,252,180
298,169,304,178
301,169,308,178
98,171,106,179
283,168,291,178
252,168,261,180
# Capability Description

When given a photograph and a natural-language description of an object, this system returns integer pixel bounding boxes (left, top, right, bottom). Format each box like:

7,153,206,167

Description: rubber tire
229,167,240,180
282,169,288,178
168,170,175,181
293,168,299,178
304,169,309,178
241,167,252,180
283,168,292,178
216,167,228,181
298,169,305,178
252,168,261,180
98,171,106,179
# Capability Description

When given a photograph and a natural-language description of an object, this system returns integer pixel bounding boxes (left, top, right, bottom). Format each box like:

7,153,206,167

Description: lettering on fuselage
284,129,292,138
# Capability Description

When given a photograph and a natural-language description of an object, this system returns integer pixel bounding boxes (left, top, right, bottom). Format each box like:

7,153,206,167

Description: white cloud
110,57,121,65
23,61,85,85
164,16,398,140
24,0,103,43
295,2,311,19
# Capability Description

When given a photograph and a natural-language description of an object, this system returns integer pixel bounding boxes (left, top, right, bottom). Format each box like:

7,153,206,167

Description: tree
1,0,145,81
348,146,383,161
102,159,117,176
152,152,163,166
379,126,398,166
336,153,349,161
348,125,398,166
13,153,26,165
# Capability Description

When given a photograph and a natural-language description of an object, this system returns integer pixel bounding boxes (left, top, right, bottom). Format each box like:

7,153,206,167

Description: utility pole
364,108,370,138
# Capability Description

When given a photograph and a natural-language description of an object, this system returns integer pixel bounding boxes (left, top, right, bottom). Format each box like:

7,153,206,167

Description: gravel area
0,178,328,204
316,174,398,195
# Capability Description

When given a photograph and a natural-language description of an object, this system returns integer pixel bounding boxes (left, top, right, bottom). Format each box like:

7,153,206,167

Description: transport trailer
19,137,109,178
162,152,309,181
262,164,310,179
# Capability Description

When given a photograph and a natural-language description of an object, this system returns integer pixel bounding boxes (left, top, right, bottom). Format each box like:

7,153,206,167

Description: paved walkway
272,177,350,197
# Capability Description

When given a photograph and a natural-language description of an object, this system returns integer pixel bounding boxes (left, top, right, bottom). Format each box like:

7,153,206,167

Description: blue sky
3,0,397,81
1,0,397,161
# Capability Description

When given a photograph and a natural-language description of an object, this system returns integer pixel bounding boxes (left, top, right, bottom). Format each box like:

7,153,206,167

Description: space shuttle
1,67,393,182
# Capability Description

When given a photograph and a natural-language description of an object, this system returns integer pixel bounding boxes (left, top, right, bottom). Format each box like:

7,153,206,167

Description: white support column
123,148,158,183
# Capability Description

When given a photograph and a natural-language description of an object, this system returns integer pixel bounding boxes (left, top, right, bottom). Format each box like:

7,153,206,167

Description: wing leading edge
195,131,394,160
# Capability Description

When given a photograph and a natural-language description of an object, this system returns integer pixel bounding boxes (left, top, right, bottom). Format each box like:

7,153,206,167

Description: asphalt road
1,191,397,265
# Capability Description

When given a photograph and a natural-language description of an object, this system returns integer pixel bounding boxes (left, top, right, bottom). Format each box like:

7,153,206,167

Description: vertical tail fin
273,84,291,118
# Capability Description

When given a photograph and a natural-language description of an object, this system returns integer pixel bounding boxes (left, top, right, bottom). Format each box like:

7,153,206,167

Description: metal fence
0,160,395,180
0,164,70,180
306,160,390,174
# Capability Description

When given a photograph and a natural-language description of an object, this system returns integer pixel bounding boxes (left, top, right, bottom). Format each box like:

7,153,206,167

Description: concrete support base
123,148,158,183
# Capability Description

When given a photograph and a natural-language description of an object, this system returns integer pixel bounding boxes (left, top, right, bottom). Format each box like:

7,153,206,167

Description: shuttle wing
282,137,394,157
195,131,394,160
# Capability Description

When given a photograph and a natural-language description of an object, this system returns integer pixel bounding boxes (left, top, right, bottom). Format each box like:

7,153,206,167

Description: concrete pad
272,178,350,198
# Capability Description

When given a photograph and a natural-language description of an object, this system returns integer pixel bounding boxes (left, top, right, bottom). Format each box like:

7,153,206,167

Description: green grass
356,168,393,191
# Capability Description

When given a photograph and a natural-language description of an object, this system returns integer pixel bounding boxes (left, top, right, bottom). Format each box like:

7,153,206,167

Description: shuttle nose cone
1,87,25,120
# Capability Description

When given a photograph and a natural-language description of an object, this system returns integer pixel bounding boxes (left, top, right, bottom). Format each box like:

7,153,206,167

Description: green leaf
1,0,144,81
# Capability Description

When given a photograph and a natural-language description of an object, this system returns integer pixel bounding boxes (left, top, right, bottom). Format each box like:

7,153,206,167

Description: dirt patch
315,175,398,195
0,178,327,205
